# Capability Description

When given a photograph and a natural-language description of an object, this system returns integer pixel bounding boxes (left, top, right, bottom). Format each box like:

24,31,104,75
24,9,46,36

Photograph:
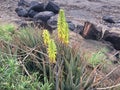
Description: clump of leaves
40,77,53,90
15,27,43,47
88,49,107,67
0,24,15,41
89,51,104,67
0,42,53,90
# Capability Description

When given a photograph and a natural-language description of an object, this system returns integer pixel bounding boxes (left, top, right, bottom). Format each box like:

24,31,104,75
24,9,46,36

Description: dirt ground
0,0,19,23
0,0,120,27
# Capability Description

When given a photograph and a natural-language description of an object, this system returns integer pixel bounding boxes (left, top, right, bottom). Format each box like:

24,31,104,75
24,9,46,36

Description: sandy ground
0,0,20,23
55,0,120,28
0,0,120,28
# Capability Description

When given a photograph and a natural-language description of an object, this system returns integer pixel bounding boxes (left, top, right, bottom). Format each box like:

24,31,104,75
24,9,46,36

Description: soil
0,0,20,23
0,0,120,28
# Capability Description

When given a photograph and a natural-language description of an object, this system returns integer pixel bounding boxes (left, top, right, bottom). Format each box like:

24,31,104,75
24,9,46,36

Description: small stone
76,24,84,34
67,21,75,31
28,10,39,18
102,16,115,23
45,1,60,14
15,7,28,17
33,11,55,22
29,2,45,12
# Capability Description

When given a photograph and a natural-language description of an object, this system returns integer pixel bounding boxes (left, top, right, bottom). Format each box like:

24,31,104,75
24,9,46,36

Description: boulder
45,1,60,14
81,21,102,40
18,0,30,7
47,15,57,29
47,15,75,30
15,6,28,17
103,30,120,50
28,10,39,18
102,15,115,23
33,11,55,23
28,2,45,12
29,1,40,7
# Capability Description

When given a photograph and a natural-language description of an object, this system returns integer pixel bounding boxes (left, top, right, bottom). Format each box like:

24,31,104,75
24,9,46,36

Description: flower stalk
57,9,69,45
42,30,57,64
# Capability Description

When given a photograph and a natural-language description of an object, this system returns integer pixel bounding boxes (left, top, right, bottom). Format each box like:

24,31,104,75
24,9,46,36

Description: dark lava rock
67,21,75,31
47,15,57,29
76,24,84,34
47,15,75,30
33,11,55,22
18,0,30,7
29,2,45,12
15,7,28,17
103,30,120,50
28,10,39,18
29,1,40,7
102,16,115,23
81,22,102,40
45,1,60,14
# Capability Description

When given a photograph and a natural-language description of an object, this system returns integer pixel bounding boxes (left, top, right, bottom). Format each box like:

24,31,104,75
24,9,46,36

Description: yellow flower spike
64,23,69,44
42,30,50,45
58,9,65,40
57,9,69,45
47,39,57,64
